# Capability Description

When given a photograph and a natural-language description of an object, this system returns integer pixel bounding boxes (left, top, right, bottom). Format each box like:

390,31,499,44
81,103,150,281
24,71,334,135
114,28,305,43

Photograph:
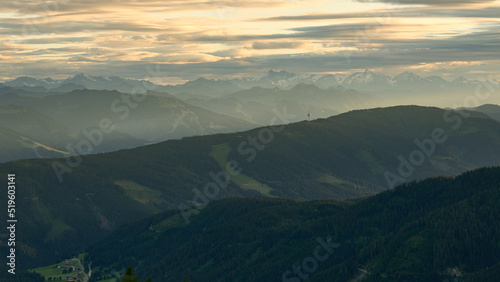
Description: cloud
17,36,95,44
165,22,389,44
251,42,307,50
0,0,304,15
0,0,499,81
354,0,495,5
260,7,500,21
0,20,173,36
289,23,388,39
209,48,254,58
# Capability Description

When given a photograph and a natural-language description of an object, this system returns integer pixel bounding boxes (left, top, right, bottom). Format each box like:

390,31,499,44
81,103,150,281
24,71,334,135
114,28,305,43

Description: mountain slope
0,104,146,163
0,105,76,148
0,90,257,161
185,84,381,124
224,106,500,197
474,104,500,122
87,167,500,282
25,90,257,141
0,106,77,162
1,106,500,267
0,125,68,163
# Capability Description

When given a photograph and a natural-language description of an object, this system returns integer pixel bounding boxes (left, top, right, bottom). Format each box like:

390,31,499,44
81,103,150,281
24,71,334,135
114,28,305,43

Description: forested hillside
1,105,499,268
89,167,500,281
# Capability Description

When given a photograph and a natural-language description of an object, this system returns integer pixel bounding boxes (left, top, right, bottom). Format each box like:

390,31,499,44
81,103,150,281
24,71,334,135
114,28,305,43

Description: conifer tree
121,266,139,282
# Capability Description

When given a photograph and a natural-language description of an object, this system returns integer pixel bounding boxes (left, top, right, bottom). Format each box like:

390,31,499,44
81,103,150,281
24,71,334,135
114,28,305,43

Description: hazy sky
1,0,499,83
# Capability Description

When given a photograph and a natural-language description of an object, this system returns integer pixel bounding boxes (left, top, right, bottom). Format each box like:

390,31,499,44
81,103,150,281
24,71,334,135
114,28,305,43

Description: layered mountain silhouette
4,70,498,165
4,70,498,101
1,105,499,267
473,104,500,122
0,90,257,163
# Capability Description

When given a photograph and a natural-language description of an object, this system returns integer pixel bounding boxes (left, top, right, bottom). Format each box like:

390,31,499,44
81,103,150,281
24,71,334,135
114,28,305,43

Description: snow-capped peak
70,73,97,82
394,71,423,82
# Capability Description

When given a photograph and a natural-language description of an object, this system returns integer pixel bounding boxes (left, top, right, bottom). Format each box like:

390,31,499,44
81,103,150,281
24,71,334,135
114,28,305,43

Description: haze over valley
1,70,499,164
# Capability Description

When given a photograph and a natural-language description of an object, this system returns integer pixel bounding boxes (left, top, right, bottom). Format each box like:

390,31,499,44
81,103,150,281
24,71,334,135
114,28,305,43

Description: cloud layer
0,0,499,81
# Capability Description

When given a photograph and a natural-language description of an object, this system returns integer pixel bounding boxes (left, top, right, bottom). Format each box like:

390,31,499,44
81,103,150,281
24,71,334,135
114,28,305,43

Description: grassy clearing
115,180,164,206
32,258,81,280
78,253,85,261
152,213,186,233
32,263,63,277
210,143,275,197
19,136,69,155
316,174,376,198
316,174,349,186
355,150,386,175
30,199,73,243
45,218,73,242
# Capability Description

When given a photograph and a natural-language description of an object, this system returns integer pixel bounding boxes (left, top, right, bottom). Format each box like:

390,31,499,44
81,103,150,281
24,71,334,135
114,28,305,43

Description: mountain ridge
5,70,496,96
0,89,258,163
1,105,500,267
86,166,500,282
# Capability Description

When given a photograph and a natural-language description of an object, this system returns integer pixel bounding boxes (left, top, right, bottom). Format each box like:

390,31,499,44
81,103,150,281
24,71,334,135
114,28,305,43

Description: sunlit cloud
355,0,496,5
0,0,498,81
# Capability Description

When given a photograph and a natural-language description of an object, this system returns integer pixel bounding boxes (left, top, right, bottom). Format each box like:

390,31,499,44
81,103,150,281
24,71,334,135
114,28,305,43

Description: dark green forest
0,106,499,276
88,167,500,281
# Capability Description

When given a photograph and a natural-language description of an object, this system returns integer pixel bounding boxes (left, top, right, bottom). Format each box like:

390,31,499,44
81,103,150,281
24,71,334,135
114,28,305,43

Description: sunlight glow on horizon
0,0,499,80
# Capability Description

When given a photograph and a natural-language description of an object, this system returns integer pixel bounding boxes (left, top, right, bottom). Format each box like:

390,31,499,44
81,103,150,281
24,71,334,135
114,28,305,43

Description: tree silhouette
121,266,139,282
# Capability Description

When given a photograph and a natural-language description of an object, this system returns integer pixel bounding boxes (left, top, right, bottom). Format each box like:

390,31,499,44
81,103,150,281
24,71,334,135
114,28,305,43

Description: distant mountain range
2,73,159,94
1,69,499,164
0,70,500,165
3,70,497,100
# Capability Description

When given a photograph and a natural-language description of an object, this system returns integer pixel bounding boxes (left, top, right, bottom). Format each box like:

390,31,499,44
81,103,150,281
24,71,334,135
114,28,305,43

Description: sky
0,0,499,84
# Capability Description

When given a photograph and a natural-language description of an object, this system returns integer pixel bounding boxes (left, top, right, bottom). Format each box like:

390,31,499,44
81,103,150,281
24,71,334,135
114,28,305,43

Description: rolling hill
1,105,500,267
87,166,500,281
0,106,75,162
0,125,68,163
0,104,147,163
17,90,258,142
182,83,381,124
0,90,258,162
474,104,500,122
0,105,76,148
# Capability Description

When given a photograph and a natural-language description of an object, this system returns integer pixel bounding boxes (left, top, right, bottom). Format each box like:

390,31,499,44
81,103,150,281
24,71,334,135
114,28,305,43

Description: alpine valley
0,71,499,282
